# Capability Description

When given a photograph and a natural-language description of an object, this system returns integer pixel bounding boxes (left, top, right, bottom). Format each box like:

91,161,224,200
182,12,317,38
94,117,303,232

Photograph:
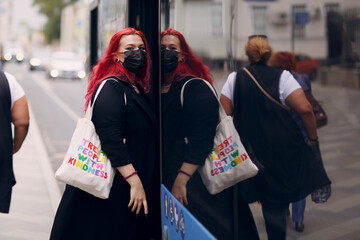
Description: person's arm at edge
11,96,29,154
285,89,318,145
220,94,233,116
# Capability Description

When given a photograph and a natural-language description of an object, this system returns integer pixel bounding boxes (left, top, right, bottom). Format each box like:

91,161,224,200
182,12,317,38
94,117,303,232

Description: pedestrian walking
50,28,160,240
160,29,259,239
268,51,313,232
220,35,331,240
0,71,29,213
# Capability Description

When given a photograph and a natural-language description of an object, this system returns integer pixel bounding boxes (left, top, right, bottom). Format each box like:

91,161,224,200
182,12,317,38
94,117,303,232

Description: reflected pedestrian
0,71,29,213
220,35,330,240
268,51,321,232
50,28,159,240
160,29,259,239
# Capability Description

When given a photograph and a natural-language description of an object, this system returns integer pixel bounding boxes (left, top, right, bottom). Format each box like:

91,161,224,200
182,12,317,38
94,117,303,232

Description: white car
29,50,50,71
46,51,86,80
3,42,25,63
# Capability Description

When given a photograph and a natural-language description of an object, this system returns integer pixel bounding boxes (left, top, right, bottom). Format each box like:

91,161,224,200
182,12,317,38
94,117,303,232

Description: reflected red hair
268,51,297,71
161,29,213,84
85,28,151,110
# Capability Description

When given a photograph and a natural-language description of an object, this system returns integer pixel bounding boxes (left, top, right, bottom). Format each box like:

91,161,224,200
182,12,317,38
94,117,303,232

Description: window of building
252,6,267,35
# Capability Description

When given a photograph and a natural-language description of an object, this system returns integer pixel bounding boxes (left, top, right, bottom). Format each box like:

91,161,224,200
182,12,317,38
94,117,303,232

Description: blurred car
46,51,86,80
3,42,25,63
29,51,50,71
295,54,319,80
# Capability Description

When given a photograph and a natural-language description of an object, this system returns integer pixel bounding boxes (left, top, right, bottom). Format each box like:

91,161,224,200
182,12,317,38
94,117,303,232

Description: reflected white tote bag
55,80,116,199
181,79,259,195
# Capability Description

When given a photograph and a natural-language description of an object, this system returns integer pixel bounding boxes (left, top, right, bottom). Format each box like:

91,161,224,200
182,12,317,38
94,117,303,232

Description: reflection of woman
268,51,313,232
50,28,159,240
161,29,258,239
220,36,330,240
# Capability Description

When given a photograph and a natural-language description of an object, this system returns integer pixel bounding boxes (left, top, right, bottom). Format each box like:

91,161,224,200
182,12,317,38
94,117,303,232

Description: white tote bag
181,79,259,195
55,80,116,199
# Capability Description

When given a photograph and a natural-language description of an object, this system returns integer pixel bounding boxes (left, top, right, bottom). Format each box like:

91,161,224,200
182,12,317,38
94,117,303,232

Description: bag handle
85,78,121,119
243,67,288,111
180,78,227,118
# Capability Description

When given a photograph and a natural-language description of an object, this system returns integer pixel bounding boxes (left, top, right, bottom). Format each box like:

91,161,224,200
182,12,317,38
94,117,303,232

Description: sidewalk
0,105,61,240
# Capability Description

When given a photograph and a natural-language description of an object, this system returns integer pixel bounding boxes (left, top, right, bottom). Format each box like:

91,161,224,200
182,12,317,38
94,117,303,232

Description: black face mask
161,49,179,73
123,50,147,73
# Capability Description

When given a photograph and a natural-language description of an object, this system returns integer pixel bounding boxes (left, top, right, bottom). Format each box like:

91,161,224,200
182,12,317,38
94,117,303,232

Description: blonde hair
245,37,272,64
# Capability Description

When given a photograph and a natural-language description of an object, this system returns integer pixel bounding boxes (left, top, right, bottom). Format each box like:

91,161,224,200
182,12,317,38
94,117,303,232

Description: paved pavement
0,105,61,240
1,69,359,240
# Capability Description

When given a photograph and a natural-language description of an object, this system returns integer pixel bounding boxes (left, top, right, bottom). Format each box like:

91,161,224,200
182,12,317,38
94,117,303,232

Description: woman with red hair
161,29,232,238
50,28,159,240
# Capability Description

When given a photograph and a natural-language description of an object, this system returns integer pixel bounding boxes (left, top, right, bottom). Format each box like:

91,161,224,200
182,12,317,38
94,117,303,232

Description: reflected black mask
161,49,179,73
123,50,147,73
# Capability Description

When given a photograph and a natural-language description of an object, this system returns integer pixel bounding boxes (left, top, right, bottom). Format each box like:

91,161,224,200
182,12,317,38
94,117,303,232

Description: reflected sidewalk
0,105,61,240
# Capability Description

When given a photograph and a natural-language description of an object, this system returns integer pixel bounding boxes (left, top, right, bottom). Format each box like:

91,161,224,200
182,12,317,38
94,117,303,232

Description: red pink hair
85,28,151,110
161,29,213,84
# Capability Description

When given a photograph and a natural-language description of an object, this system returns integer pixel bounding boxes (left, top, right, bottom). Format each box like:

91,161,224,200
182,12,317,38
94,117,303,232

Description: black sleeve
183,80,219,165
91,81,131,168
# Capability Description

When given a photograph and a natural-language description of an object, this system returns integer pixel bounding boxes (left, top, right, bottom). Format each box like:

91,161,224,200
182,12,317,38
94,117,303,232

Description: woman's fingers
128,198,134,208
136,201,142,214
143,200,148,215
131,200,138,212
183,196,188,205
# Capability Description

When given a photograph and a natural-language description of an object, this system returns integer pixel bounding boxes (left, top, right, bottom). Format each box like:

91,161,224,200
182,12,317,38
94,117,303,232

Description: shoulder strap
180,78,227,118
180,78,217,107
243,67,288,111
85,78,121,119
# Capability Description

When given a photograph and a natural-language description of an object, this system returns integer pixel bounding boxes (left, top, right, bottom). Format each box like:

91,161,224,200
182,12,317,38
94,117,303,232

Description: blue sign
161,185,216,240
295,12,309,25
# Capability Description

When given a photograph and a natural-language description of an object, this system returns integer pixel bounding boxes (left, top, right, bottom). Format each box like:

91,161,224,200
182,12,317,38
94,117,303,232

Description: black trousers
261,201,287,240
0,188,12,213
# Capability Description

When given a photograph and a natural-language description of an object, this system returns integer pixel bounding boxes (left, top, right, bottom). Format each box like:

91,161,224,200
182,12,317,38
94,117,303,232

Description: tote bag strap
85,78,120,120
180,78,227,118
243,67,288,111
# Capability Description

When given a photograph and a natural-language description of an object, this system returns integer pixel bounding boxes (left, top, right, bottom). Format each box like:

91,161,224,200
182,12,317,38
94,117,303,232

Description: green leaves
33,0,78,43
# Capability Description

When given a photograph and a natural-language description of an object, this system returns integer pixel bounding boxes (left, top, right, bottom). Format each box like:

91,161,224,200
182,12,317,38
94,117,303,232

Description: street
3,61,360,239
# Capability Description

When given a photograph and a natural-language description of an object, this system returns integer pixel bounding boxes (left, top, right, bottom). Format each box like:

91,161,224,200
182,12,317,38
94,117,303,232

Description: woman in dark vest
50,28,159,240
0,71,29,213
161,29,259,239
220,35,330,240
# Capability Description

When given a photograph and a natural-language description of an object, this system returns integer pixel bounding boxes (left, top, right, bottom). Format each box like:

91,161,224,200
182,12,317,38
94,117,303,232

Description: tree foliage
33,0,78,43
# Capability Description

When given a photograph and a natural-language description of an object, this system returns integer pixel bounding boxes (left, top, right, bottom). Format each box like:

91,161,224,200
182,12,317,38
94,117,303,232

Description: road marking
298,217,360,240
32,77,80,122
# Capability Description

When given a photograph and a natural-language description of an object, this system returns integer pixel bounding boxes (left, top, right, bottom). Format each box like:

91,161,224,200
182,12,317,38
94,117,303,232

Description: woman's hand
172,173,189,205
127,177,148,215
116,164,148,215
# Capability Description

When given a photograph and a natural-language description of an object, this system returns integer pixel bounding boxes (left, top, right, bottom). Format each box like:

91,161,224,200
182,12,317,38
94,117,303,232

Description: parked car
46,51,86,80
295,54,319,80
29,50,50,71
3,42,25,63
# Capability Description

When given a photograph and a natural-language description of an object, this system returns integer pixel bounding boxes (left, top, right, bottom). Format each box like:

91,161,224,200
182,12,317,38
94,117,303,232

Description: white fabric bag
181,79,259,195
55,80,116,199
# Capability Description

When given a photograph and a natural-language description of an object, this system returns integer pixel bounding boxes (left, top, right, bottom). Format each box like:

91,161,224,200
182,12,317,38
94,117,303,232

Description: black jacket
162,76,218,188
50,78,159,240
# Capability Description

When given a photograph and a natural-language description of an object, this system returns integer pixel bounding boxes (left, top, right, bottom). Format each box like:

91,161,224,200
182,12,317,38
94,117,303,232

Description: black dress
162,76,259,240
50,79,159,240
